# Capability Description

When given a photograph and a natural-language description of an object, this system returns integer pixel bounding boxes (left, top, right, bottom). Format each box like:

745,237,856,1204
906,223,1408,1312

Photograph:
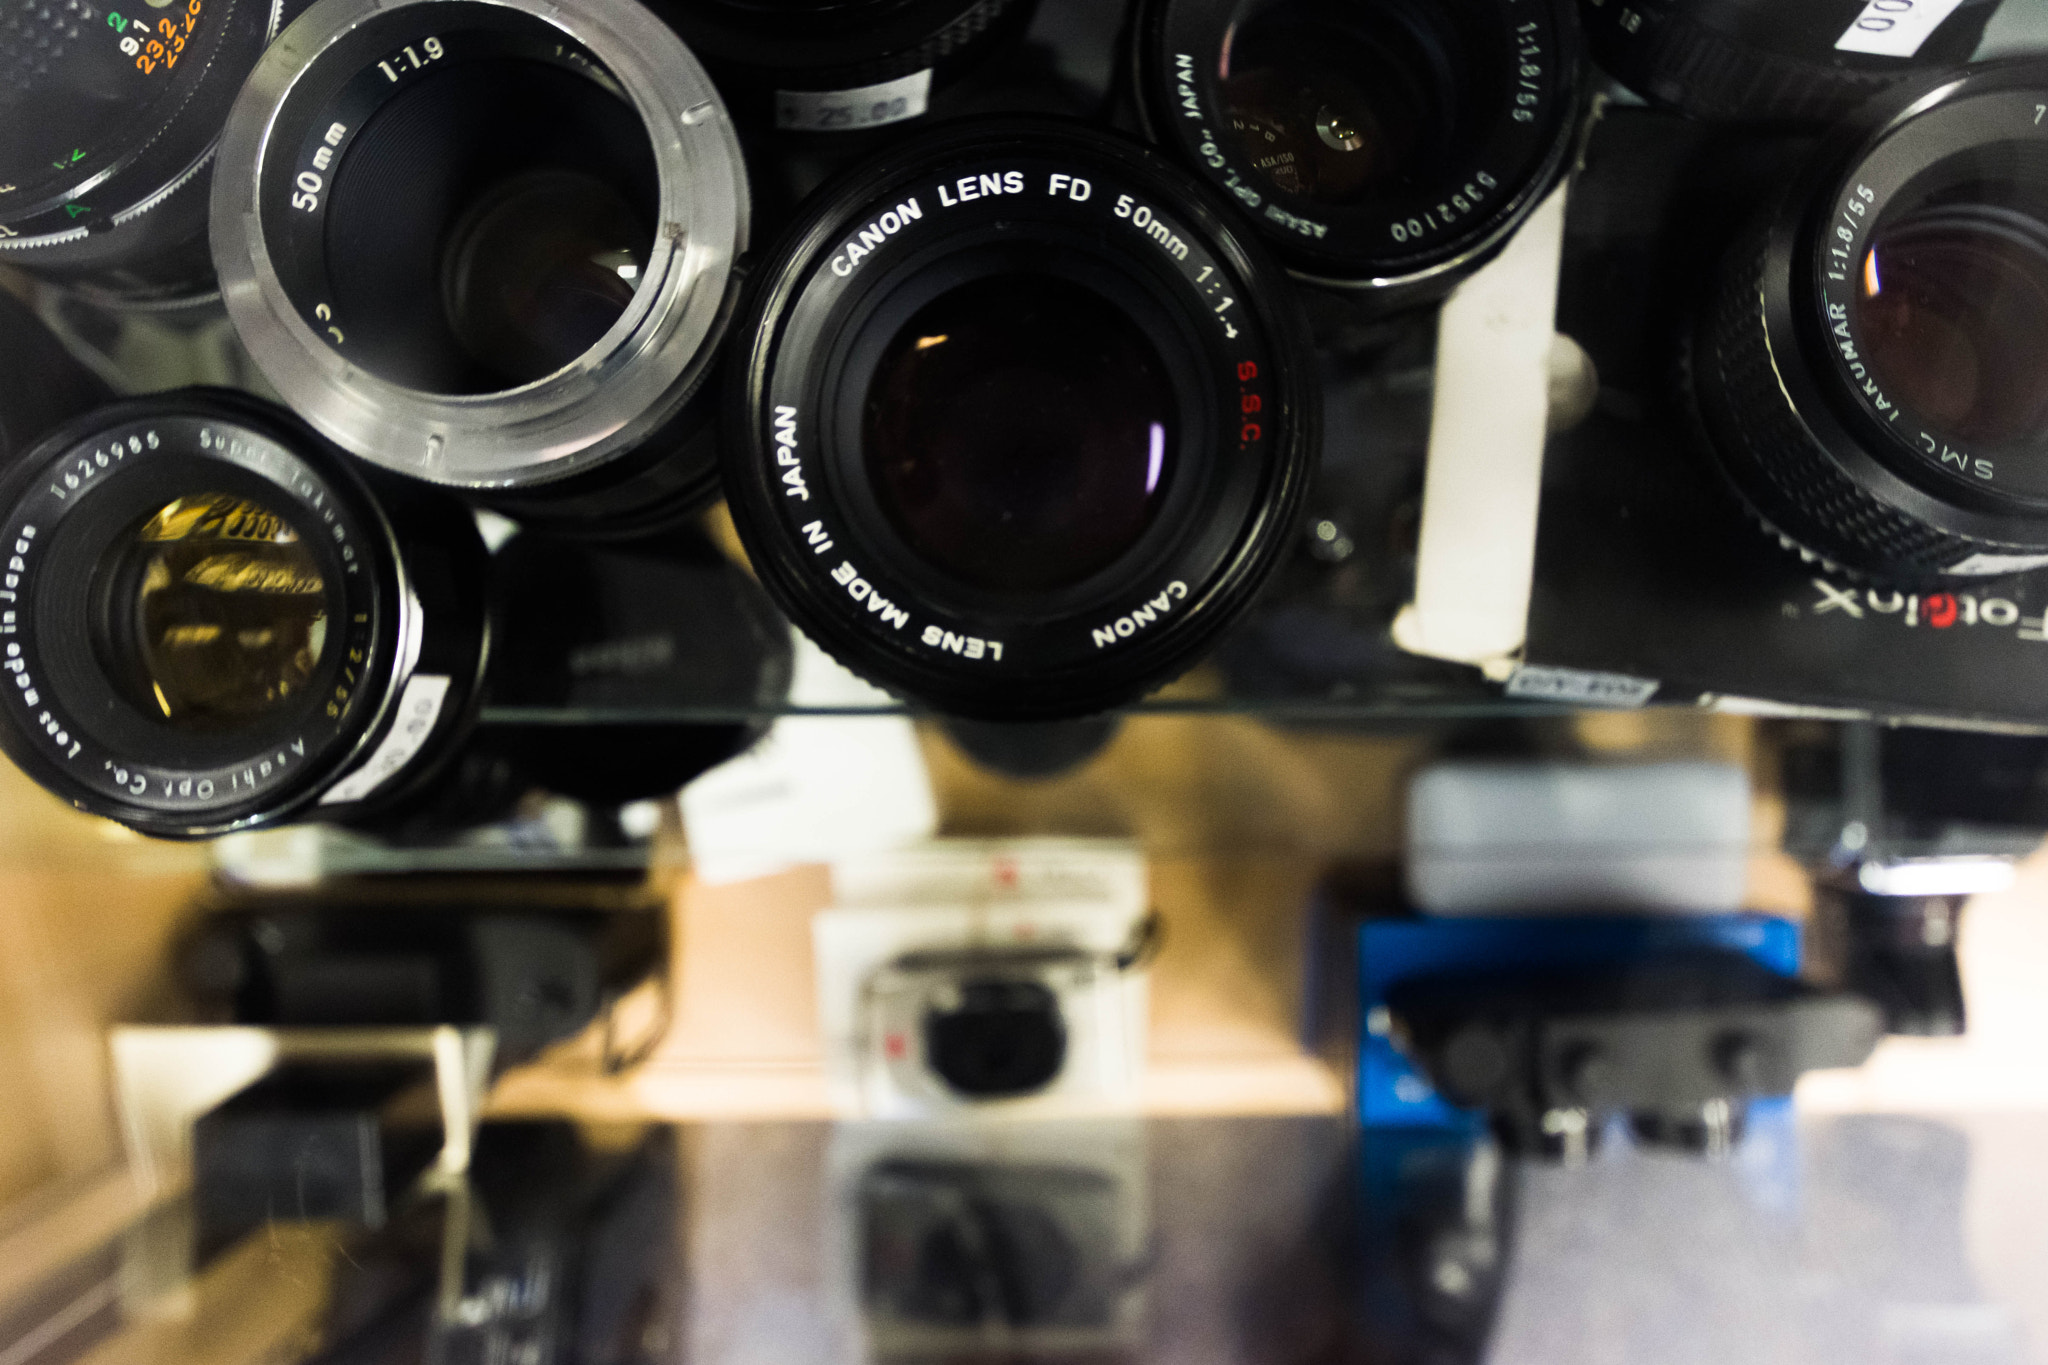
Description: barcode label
1504,664,1660,707
1835,0,1968,57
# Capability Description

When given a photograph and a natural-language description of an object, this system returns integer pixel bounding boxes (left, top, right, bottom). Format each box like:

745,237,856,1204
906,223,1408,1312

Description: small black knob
1714,1032,1764,1092
1561,1043,1613,1107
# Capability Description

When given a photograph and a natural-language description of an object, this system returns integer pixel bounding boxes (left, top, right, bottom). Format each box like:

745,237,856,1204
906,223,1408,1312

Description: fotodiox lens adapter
0,0,316,299
210,0,748,536
1132,0,1582,301
725,119,1317,720
658,0,1042,136
0,390,488,837
1579,0,2005,125
1691,61,2048,583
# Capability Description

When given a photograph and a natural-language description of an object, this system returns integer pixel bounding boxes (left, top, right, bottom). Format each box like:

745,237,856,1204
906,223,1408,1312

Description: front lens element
863,274,1178,595
1218,0,1455,206
1854,203,2048,451
113,492,329,731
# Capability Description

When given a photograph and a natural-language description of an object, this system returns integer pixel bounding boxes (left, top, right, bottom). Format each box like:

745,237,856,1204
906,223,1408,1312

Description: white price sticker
775,69,932,132
318,673,451,805
1835,0,1969,58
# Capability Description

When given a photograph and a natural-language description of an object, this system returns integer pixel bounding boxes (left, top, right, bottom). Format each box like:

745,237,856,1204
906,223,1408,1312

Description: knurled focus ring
1590,6,1909,124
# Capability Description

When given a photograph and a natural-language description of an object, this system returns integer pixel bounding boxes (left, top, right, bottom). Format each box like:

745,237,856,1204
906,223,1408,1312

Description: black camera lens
211,0,749,535
724,120,1317,720
656,0,1041,135
1691,61,2048,581
0,0,316,299
1134,0,1582,299
923,978,1068,1098
0,390,488,837
1579,0,2005,125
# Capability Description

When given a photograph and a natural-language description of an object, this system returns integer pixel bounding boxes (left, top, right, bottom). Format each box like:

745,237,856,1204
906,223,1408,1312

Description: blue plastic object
1357,914,1802,1130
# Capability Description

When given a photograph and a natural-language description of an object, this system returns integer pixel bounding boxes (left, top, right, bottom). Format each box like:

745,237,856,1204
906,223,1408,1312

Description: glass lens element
864,274,1178,595
441,169,649,387
120,492,329,730
1854,203,2048,451
1218,0,1453,206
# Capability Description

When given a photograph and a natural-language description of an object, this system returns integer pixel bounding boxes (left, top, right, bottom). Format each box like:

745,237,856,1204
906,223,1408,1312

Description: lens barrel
0,389,488,837
1133,0,1582,300
1691,61,2048,582
210,0,748,532
724,119,1317,720
658,0,1042,135
1580,0,2004,125
0,0,316,299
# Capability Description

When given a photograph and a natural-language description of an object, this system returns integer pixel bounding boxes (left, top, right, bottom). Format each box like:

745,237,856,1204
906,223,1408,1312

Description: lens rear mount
211,0,747,494
726,119,1317,720
1135,0,1582,298
1693,63,2048,582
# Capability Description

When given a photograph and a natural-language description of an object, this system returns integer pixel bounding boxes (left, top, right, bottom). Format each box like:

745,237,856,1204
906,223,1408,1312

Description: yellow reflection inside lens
1865,247,1883,297
128,492,329,729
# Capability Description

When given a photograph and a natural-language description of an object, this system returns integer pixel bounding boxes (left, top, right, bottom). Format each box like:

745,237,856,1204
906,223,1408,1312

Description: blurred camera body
816,887,1149,1118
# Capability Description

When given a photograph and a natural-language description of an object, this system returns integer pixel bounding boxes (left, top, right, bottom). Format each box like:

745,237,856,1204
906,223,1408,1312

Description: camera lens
1134,0,1582,298
211,0,748,533
1691,62,2048,581
0,0,316,299
1579,0,2005,125
0,390,488,837
724,120,1317,720
656,0,1040,135
923,978,1068,1098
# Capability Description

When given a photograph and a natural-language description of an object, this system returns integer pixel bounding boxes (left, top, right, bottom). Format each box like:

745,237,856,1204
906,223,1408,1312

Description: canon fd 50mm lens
1134,0,1582,303
0,390,488,838
1692,61,2048,583
724,120,1317,720
210,0,748,535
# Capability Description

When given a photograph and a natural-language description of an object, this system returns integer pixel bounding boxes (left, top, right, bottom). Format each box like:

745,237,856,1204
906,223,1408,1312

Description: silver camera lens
210,0,748,524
